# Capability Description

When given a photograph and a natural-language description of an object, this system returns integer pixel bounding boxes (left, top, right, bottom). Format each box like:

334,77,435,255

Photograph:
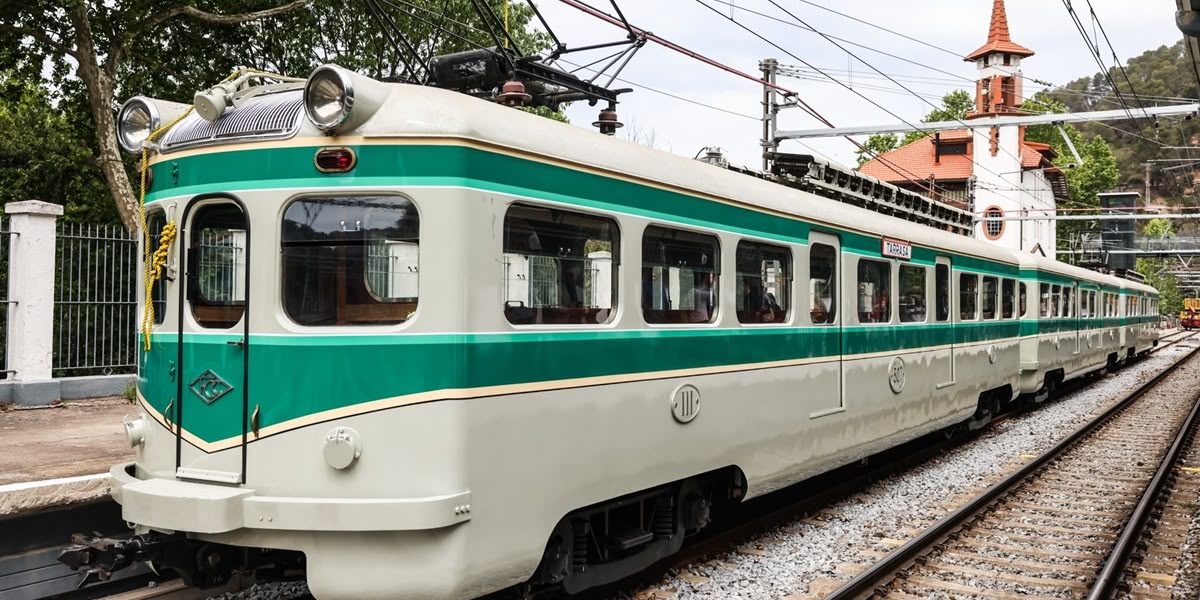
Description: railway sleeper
529,467,745,595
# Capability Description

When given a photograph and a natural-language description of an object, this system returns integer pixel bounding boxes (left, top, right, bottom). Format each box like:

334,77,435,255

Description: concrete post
6,200,63,404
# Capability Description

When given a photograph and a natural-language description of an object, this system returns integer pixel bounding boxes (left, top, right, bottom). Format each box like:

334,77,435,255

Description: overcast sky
528,0,1188,168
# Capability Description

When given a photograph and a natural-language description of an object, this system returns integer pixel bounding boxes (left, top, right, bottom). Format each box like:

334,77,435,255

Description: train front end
58,67,484,599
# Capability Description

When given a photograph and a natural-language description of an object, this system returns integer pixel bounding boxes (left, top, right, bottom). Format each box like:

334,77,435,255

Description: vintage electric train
61,65,1160,599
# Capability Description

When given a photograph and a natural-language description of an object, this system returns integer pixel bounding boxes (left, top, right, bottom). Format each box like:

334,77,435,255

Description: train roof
346,82,1017,266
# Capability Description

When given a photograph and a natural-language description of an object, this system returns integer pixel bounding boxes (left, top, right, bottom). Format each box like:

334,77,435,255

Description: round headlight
305,66,355,132
117,97,161,153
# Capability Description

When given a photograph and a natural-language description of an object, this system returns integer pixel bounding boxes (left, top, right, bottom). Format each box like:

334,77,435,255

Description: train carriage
67,66,1158,599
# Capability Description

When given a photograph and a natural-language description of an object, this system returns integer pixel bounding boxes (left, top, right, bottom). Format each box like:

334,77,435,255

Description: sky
526,0,1189,169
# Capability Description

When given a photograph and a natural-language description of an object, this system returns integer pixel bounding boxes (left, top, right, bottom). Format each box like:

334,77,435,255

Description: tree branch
140,0,311,32
0,23,77,58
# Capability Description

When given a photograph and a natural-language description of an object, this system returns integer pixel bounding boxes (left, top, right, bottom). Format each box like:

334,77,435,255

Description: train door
807,232,842,413
175,196,251,484
933,256,954,387
1072,283,1082,355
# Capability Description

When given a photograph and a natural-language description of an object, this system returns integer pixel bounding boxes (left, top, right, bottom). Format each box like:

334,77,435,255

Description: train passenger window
1040,283,1051,318
736,241,790,324
981,276,998,319
1018,282,1027,318
1090,291,1098,318
191,203,247,329
1064,287,1074,318
960,274,978,320
809,244,837,324
1081,291,1091,318
899,264,926,323
643,225,717,324
502,205,618,325
935,264,949,322
857,259,891,323
1050,285,1061,317
281,195,418,326
1001,279,1015,319
147,210,168,325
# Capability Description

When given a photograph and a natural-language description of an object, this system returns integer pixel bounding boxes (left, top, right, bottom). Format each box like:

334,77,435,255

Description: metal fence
53,223,137,376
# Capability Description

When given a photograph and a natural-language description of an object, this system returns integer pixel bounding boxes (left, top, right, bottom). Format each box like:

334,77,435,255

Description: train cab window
809,244,837,324
857,259,890,323
736,241,790,324
935,264,949,322
959,273,978,320
898,264,926,323
1018,282,1028,318
1040,283,1051,318
191,204,247,329
981,276,998,319
643,225,717,324
147,210,168,325
282,195,418,326
503,205,618,325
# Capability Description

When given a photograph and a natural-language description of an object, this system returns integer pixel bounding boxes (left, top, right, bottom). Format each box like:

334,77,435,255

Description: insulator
496,80,532,107
592,109,623,136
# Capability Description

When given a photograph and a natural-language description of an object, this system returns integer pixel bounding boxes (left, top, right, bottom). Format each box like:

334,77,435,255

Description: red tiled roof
940,129,973,142
858,136,1061,184
964,0,1034,61
858,136,974,182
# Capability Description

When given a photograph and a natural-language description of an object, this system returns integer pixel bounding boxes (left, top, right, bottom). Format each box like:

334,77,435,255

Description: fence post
6,200,64,404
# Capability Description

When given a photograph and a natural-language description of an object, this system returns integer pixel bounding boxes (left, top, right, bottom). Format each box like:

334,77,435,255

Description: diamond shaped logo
189,370,233,405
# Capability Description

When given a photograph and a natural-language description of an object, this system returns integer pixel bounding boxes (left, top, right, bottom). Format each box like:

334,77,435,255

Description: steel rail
1087,361,1200,599
823,339,1200,600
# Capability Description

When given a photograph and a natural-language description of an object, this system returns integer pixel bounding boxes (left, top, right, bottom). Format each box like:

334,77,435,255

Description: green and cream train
66,66,1159,598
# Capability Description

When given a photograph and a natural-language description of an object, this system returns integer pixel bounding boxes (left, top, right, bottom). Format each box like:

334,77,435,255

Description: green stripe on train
137,318,1137,443
145,143,1019,278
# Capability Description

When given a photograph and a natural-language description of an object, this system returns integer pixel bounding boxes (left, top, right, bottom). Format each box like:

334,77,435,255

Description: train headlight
123,415,146,448
305,66,354,132
303,65,389,135
117,96,190,153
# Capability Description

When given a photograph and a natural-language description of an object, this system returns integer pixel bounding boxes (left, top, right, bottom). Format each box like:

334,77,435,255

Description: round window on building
983,206,1005,240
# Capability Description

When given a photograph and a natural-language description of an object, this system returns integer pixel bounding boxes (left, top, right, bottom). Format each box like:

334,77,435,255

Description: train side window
1050,285,1061,317
1018,282,1027,318
504,204,618,326
1064,287,1074,318
960,273,978,320
935,264,949,322
1001,279,1015,319
191,203,247,329
1081,291,1091,318
1090,291,1098,318
1040,283,1051,317
981,276,998,319
809,244,837,324
898,264,926,323
643,225,718,324
736,241,790,324
857,259,891,323
282,195,419,326
147,210,168,325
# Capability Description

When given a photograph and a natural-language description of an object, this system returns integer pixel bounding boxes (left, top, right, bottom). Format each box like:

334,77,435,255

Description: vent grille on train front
160,90,305,153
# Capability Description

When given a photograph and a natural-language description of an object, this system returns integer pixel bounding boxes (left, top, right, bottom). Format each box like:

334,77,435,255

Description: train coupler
57,533,162,587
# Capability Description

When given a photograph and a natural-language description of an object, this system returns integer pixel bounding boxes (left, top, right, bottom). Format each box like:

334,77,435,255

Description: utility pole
760,58,778,173
1145,162,1152,203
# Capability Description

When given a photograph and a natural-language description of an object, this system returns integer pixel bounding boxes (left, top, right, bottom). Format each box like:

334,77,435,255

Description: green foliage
520,105,570,124
1137,218,1183,315
0,75,118,223
855,133,898,166
856,90,973,166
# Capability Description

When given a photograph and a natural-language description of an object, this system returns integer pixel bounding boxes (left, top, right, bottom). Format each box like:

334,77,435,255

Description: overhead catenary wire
556,0,957,198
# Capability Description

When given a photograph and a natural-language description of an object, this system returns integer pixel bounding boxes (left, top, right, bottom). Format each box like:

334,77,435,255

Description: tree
1,0,549,233
1136,218,1184,316
856,90,973,166
1022,93,1120,252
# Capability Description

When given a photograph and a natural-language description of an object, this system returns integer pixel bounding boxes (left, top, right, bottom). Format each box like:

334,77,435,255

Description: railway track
823,336,1200,600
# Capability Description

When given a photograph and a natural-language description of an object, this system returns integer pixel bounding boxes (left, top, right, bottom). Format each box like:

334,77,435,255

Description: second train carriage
69,66,1158,598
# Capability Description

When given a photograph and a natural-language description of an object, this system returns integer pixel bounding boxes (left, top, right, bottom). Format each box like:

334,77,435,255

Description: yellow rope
139,68,293,351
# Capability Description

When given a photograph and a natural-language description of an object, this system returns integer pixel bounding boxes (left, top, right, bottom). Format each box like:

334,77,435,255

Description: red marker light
314,147,357,173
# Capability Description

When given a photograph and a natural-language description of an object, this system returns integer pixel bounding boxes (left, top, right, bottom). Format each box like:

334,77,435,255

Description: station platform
0,398,134,516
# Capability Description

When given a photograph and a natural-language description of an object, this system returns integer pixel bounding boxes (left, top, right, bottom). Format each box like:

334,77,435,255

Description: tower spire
964,0,1034,62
